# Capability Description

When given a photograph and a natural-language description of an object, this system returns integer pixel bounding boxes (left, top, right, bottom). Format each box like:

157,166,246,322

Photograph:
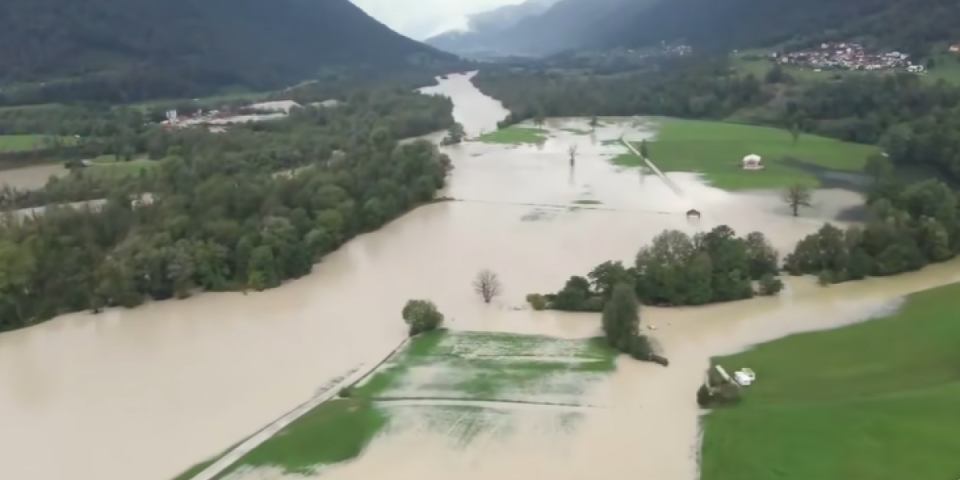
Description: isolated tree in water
473,269,502,303
402,299,444,336
602,283,640,352
568,144,577,166
783,183,812,216
442,122,466,145
589,116,599,128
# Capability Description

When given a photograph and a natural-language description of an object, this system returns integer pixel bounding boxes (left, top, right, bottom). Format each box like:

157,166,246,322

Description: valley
2,71,956,480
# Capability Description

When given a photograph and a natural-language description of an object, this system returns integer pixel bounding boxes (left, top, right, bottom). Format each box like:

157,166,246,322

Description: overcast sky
351,0,524,40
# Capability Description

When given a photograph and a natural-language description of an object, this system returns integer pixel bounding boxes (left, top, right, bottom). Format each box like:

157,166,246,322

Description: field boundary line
186,337,412,480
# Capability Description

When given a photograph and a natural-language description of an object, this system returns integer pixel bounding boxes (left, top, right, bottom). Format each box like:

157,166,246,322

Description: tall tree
602,283,640,352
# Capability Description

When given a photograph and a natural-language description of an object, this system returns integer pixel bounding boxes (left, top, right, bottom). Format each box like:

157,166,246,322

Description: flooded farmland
0,71,958,480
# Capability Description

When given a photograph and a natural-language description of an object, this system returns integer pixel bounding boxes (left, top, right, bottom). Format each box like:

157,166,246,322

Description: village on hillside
769,42,922,73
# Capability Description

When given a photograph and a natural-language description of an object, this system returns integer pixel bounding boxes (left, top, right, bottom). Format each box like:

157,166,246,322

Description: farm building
742,154,762,170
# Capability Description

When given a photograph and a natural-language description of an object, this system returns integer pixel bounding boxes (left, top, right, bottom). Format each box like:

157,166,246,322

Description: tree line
524,173,959,315
0,88,454,210
784,178,960,283
0,85,455,332
527,227,783,311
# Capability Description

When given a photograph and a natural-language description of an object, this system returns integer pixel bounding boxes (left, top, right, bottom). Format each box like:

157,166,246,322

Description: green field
82,156,157,178
478,126,549,144
700,282,960,480
176,330,617,479
0,134,48,153
619,119,877,190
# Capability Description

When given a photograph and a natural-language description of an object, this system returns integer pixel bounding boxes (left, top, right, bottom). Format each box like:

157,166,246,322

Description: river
1,71,958,480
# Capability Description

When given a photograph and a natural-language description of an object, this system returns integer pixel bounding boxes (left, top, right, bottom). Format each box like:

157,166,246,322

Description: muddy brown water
1,71,959,480
0,163,66,190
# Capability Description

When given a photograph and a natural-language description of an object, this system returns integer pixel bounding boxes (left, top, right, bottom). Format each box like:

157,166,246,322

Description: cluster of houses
770,42,922,73
160,99,339,132
627,42,692,58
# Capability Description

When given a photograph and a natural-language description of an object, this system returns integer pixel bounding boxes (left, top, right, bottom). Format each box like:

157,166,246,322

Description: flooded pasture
1,71,958,480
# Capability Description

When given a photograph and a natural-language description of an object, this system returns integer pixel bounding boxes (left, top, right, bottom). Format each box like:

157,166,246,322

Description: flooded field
1,71,959,480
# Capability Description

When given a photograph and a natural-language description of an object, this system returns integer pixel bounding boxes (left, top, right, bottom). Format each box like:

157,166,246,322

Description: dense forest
0,85,455,332
582,0,960,57
785,178,960,283
427,0,958,58
0,0,460,105
527,228,783,311
470,59,960,180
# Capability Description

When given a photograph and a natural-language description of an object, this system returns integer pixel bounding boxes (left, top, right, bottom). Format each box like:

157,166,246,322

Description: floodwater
1,70,959,480
0,163,66,190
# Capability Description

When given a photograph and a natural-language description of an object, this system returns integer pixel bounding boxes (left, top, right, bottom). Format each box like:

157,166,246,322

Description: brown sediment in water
0,163,66,190
1,72,957,480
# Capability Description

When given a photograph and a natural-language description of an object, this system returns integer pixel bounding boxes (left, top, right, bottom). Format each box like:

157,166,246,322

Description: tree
589,116,599,128
757,273,784,296
602,283,640,352
402,299,444,336
783,183,812,216
568,144,577,165
533,104,546,128
473,269,502,303
790,122,800,144
639,139,649,158
864,152,893,183
442,122,466,145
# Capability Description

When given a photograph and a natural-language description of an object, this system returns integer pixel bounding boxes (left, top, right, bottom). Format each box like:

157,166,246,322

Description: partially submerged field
176,330,617,479
478,126,549,144
620,119,877,190
700,282,960,480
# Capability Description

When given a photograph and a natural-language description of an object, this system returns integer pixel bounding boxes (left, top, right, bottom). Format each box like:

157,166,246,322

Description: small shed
742,154,763,170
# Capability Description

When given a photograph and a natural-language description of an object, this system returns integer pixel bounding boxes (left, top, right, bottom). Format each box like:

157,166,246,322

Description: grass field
478,126,549,144
0,134,48,153
181,330,617,479
82,156,157,178
621,119,877,190
700,282,960,480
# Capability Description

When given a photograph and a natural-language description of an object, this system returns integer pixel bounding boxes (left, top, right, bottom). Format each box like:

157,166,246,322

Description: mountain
425,0,561,56
586,0,960,57
0,0,456,104
490,0,650,55
431,0,960,59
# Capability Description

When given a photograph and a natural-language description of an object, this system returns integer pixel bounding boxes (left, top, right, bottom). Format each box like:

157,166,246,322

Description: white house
742,154,763,170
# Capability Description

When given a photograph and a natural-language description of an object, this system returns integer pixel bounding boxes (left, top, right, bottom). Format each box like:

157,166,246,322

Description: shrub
526,293,547,310
401,299,444,336
757,273,784,295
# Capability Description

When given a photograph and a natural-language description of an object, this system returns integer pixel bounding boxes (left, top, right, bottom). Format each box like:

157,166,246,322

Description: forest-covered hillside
587,0,960,57
0,0,457,104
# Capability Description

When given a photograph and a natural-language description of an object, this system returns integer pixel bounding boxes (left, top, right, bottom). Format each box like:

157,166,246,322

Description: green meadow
174,330,618,479
478,126,549,144
617,119,877,190
82,156,157,178
700,282,960,480
0,134,50,153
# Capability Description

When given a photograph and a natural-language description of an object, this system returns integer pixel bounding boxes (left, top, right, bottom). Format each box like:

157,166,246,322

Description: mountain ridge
0,0,456,104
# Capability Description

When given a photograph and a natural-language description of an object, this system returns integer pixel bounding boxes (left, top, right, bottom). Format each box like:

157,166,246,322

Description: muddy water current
1,71,958,480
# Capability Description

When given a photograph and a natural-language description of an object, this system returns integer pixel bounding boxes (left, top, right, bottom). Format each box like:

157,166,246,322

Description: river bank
2,71,959,480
